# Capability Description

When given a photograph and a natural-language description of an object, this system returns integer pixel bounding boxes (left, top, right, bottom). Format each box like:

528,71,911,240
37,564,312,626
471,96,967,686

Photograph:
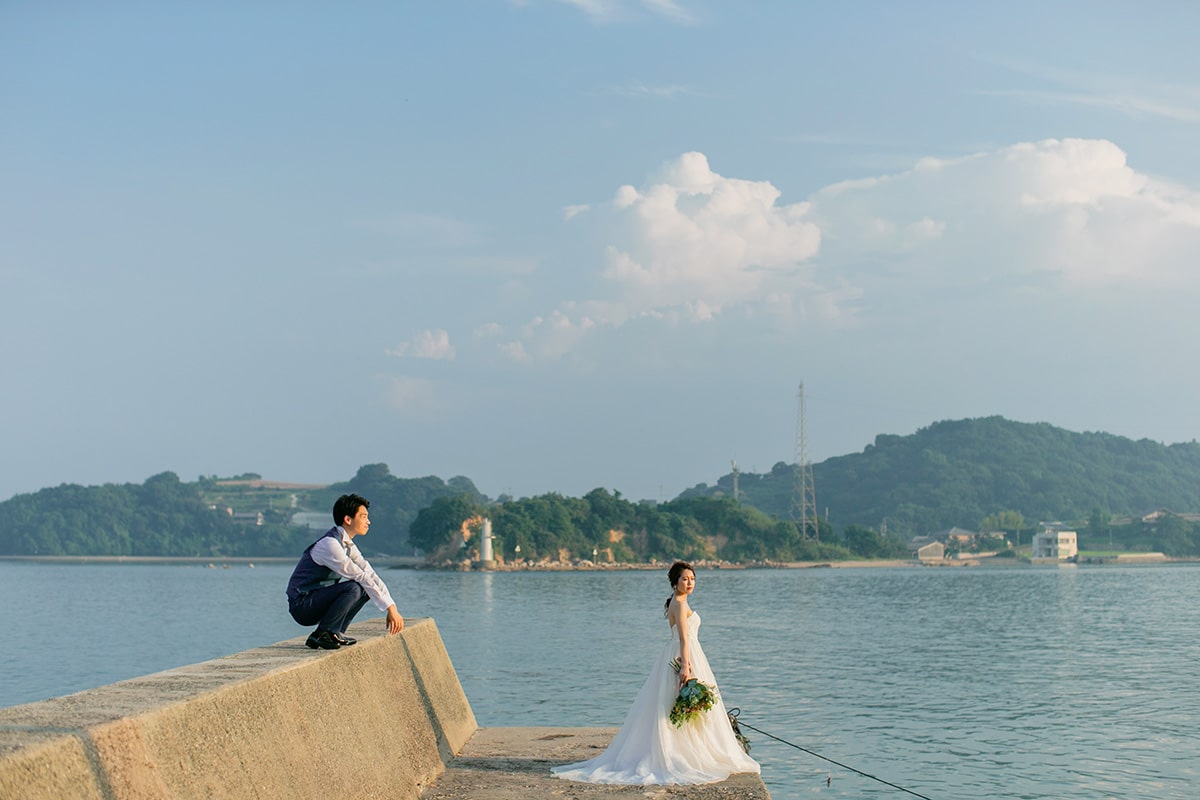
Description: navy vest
286,527,345,602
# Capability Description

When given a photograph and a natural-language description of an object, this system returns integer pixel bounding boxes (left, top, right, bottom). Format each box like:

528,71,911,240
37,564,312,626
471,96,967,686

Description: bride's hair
664,560,694,615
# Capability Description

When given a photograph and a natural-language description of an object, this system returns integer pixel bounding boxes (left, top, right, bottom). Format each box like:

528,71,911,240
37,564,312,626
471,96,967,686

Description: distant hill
5,419,1200,558
0,464,485,558
678,416,1200,536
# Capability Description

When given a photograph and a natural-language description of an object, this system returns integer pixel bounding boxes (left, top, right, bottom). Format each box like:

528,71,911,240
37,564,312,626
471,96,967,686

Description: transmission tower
790,382,818,541
731,459,740,504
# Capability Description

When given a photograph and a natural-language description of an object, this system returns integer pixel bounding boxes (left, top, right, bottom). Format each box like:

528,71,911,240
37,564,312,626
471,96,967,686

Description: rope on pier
728,708,935,800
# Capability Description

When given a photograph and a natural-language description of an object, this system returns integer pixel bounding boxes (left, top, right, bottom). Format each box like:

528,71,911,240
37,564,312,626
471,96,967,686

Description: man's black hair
333,493,370,527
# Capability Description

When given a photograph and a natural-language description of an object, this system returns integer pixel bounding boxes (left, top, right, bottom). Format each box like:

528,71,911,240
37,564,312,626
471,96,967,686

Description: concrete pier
424,727,770,800
0,618,769,799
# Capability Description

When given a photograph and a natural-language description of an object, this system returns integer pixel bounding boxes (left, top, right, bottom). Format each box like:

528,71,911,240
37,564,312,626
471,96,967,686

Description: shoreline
1,554,1186,570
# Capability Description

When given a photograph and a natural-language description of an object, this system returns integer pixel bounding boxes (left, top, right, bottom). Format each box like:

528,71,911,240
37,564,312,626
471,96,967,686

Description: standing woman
551,561,760,785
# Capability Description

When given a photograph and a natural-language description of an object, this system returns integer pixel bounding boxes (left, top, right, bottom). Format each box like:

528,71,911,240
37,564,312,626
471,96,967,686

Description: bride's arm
675,597,693,683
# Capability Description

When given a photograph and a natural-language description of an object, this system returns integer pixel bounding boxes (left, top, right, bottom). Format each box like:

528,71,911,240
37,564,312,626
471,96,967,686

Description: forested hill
5,417,1200,559
0,465,485,558
679,416,1200,536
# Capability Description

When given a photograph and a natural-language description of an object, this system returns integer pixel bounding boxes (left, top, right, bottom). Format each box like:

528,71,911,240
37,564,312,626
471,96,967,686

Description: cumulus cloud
499,309,598,363
492,153,826,362
474,322,504,338
491,138,1200,365
386,329,456,360
603,151,821,311
498,340,533,364
811,137,1200,289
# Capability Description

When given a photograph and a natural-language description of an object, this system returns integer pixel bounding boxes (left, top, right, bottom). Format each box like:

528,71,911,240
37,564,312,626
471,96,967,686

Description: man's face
344,506,370,538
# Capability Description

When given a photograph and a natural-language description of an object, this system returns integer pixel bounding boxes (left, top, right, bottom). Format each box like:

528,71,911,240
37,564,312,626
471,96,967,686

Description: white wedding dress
551,610,761,785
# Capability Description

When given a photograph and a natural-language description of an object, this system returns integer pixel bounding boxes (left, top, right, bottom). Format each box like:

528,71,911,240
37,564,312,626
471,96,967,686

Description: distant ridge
678,416,1200,536
5,418,1199,556
214,479,328,490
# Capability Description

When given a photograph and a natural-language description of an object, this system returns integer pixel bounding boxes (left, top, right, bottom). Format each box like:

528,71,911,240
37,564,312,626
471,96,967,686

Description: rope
728,709,935,800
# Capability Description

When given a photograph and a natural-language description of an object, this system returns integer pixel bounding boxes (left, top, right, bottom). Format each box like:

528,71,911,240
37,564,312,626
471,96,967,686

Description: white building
1031,528,1078,561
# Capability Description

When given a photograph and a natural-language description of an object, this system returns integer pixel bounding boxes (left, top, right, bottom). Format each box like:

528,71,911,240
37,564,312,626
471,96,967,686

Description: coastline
415,555,1037,571
2,554,1183,570
0,555,297,566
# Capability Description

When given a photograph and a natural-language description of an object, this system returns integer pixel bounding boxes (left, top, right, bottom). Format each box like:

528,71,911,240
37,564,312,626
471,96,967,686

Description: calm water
2,561,1197,800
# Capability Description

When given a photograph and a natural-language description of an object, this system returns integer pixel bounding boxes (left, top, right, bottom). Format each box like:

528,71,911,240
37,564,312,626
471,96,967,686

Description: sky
3,1,1200,505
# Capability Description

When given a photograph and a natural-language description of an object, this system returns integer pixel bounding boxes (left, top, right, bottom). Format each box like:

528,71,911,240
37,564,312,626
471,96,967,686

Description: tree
1087,507,1112,547
408,495,486,555
841,525,905,559
677,417,1200,538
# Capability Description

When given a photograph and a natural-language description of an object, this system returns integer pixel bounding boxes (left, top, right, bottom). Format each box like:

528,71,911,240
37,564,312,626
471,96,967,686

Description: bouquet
668,658,718,727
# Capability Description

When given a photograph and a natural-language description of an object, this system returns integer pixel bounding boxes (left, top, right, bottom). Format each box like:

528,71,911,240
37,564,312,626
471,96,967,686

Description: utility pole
790,382,818,541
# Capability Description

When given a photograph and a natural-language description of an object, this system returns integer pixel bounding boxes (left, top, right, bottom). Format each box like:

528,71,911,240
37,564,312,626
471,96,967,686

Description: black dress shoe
305,630,341,650
332,633,357,646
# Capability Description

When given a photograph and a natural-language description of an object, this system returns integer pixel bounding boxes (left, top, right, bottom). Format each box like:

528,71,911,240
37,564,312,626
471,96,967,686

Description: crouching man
286,493,404,649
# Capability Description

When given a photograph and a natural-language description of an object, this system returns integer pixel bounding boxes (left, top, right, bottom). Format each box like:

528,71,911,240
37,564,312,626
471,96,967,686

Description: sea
1,561,1197,800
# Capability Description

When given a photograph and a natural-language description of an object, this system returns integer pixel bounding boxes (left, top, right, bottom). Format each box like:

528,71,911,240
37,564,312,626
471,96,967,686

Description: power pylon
791,382,818,541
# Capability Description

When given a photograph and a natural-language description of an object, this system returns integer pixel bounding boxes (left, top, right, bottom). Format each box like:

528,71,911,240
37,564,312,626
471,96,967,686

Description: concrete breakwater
0,619,771,800
0,618,476,800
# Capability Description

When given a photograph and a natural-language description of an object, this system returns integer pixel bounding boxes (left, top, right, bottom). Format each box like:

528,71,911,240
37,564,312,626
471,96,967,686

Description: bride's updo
664,560,694,614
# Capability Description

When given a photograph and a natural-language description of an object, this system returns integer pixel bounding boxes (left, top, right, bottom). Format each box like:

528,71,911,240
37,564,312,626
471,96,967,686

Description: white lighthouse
478,517,496,569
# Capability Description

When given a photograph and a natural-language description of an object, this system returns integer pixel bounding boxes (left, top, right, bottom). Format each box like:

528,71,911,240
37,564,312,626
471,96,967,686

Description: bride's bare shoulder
667,596,691,625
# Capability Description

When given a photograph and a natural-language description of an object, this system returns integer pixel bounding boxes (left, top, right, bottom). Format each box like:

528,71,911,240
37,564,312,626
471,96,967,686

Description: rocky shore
415,556,923,572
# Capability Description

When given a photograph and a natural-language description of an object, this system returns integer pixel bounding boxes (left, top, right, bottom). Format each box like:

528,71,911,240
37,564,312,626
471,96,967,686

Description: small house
912,540,945,562
1030,528,1077,561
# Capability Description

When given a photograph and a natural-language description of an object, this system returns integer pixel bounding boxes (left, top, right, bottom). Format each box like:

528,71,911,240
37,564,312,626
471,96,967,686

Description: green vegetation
684,416,1200,542
309,464,487,555
0,472,307,557
0,464,485,558
3,417,1200,560
411,490,859,563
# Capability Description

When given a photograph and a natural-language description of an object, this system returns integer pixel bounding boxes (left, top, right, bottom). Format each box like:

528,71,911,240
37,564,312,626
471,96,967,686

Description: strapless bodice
669,610,701,636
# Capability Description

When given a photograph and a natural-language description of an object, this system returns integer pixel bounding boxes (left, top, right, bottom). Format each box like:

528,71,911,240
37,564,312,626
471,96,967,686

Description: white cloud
493,153,823,361
513,0,697,25
498,340,533,364
563,0,619,20
978,59,1200,123
981,88,1200,123
607,81,704,99
641,0,697,25
386,329,456,360
474,322,504,338
487,139,1200,366
563,204,590,220
510,310,598,360
511,0,621,23
810,137,1200,290
603,151,821,310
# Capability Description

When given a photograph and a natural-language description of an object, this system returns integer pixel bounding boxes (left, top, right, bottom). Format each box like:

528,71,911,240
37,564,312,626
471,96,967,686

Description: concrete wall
0,618,476,800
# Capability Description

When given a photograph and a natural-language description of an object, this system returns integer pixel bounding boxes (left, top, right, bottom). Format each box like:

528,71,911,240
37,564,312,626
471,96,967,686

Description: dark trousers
289,581,369,634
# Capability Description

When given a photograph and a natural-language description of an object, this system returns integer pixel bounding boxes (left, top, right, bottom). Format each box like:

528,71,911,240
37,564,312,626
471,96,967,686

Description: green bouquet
670,678,718,727
668,658,718,727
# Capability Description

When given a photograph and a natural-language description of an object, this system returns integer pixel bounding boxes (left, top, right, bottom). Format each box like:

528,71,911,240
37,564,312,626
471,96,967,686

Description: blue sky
3,1,1200,504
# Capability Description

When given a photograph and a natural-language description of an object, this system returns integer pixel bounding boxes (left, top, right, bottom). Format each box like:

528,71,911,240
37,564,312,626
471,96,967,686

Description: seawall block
0,617,476,800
